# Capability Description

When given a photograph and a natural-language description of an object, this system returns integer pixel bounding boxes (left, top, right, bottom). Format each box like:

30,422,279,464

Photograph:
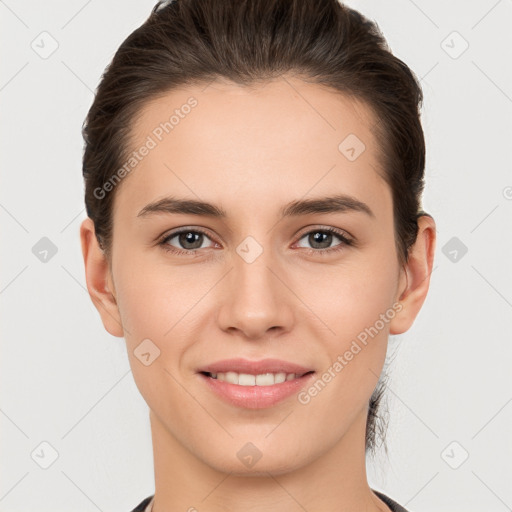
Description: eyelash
158,226,354,257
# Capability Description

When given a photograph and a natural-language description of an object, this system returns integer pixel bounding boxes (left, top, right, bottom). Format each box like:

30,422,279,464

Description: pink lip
198,372,315,409
197,358,313,376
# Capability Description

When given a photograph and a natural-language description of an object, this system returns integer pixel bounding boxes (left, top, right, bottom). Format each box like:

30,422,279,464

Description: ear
79,217,124,338
389,214,436,335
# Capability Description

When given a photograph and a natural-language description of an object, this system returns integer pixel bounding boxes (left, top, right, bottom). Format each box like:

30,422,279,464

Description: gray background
1,0,511,511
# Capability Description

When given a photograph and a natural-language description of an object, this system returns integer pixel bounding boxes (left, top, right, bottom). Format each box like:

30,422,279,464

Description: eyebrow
137,194,375,220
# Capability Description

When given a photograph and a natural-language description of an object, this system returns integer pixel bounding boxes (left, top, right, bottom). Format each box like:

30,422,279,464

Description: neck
148,407,390,512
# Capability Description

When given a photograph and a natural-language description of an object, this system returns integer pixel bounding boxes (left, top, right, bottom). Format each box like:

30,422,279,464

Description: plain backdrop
1,1,511,511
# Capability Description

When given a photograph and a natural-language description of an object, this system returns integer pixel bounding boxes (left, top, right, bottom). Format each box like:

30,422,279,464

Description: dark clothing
130,489,409,511
130,495,152,512
373,489,410,512
132,496,153,512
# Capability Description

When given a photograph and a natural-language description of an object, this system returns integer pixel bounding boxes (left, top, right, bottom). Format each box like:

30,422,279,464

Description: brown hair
82,0,428,455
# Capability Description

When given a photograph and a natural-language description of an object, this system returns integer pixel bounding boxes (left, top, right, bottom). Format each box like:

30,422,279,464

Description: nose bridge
216,234,294,338
236,240,276,296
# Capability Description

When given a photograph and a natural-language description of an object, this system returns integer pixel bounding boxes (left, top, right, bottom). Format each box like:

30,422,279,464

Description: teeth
210,371,298,386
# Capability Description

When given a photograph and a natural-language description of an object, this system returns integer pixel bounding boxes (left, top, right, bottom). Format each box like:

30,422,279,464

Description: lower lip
198,372,315,409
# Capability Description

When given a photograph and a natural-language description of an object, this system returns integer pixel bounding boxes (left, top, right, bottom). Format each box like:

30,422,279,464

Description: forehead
114,76,391,222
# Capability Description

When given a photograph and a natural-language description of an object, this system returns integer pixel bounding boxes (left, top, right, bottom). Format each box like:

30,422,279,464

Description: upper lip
198,358,314,376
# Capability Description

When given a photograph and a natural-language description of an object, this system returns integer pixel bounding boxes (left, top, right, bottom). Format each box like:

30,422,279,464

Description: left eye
296,228,352,251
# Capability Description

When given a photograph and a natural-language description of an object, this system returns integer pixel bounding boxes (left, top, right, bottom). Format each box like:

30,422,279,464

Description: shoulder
129,494,154,512
372,489,410,512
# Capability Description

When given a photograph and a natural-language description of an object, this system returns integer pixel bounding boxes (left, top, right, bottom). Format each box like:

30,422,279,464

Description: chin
197,444,310,477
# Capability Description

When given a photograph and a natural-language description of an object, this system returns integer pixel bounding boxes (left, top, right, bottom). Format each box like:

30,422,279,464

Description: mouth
196,358,316,409
199,370,314,386
198,370,316,409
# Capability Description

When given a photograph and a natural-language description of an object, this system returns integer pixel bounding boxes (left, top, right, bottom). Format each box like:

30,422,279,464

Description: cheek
113,265,195,416
298,261,397,434
306,250,399,341
112,252,197,343
305,243,399,408
112,255,207,406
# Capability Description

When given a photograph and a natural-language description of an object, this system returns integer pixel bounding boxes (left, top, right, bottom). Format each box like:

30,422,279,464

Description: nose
216,248,295,340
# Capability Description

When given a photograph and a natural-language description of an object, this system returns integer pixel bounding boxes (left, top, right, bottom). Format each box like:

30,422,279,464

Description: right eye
159,228,217,256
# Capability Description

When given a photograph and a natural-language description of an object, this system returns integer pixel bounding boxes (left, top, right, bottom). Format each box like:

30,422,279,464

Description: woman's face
92,77,412,474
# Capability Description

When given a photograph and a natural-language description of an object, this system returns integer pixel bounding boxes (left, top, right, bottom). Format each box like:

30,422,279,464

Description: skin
80,75,436,512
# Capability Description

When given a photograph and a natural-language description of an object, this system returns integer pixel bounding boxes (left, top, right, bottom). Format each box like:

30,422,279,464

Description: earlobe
389,214,436,335
80,217,124,338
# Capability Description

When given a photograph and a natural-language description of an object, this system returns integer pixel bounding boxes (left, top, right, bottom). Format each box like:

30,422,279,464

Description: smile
202,371,311,386
198,370,315,409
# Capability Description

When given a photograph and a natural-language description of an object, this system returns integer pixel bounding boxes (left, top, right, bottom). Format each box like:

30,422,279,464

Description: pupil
311,231,331,249
181,232,201,249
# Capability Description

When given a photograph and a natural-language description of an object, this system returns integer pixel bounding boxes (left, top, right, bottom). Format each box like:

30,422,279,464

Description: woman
79,0,436,510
